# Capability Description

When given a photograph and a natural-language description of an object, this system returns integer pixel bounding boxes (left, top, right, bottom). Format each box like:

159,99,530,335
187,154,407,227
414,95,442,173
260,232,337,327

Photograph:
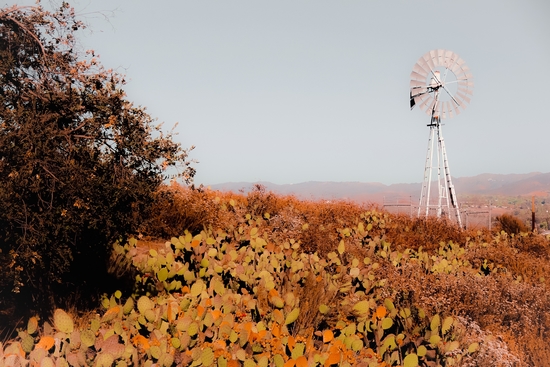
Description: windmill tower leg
438,125,463,227
437,125,451,220
436,126,443,218
418,126,436,218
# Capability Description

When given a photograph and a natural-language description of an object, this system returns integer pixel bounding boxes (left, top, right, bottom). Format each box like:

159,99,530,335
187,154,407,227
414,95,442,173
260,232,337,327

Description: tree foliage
0,3,194,314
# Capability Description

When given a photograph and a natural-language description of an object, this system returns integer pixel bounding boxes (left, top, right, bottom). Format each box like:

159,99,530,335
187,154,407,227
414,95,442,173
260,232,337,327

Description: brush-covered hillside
1,183,549,367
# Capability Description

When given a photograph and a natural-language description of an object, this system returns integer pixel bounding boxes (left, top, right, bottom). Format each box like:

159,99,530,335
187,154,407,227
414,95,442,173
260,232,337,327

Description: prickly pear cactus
53,309,74,333
0,206,488,367
19,332,34,354
27,316,39,335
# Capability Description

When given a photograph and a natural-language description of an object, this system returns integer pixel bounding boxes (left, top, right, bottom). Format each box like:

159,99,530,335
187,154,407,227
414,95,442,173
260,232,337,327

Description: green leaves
157,267,168,282
441,316,453,335
430,314,440,332
381,317,393,330
285,308,300,325
403,353,419,367
337,240,346,255
468,342,480,353
353,300,370,316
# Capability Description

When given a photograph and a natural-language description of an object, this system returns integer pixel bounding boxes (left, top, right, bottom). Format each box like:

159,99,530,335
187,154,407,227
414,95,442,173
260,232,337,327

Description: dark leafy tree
0,3,195,318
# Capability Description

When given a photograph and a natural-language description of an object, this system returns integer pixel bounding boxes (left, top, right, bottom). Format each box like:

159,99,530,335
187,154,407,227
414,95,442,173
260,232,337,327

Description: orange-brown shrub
495,213,530,234
383,214,492,252
142,182,241,237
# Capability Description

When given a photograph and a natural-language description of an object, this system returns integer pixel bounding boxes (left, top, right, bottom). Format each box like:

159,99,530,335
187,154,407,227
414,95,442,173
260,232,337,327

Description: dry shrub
384,214,490,252
457,316,522,367
292,200,367,255
243,184,291,218
209,185,369,256
464,233,550,286
495,214,530,235
509,233,550,260
381,261,550,366
288,272,338,337
143,182,228,237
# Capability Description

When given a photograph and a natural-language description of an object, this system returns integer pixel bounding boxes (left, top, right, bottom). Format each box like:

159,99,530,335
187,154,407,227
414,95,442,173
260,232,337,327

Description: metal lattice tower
409,50,474,226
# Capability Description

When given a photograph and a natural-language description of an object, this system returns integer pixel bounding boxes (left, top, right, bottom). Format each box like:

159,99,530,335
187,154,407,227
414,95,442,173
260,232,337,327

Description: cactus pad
53,309,74,333
40,356,55,367
96,352,114,367
137,296,154,314
81,329,96,348
285,308,300,325
122,297,134,315
201,347,214,366
36,336,55,350
20,333,34,353
27,316,39,335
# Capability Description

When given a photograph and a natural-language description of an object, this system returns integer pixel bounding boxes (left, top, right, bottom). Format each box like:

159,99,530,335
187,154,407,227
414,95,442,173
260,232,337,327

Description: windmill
409,49,473,227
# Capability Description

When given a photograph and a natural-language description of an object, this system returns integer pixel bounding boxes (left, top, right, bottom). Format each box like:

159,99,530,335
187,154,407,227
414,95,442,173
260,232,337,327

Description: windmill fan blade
411,71,427,82
455,66,472,79
436,49,446,66
455,67,471,77
414,94,427,107
456,82,473,96
450,94,461,108
434,50,441,66
441,102,447,119
412,78,426,86
448,102,455,119
410,79,425,87
418,56,432,71
420,97,433,114
413,64,429,78
463,87,474,96
444,50,456,69
451,58,465,74
426,50,436,70
458,80,474,88
456,91,471,104
453,93,465,108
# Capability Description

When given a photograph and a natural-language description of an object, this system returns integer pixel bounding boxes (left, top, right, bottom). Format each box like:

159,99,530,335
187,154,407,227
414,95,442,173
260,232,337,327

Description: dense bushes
0,4,194,320
2,186,549,365
145,184,550,365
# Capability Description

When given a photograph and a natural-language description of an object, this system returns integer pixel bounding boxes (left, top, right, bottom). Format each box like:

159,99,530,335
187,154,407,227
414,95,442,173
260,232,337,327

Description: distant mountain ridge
208,172,550,203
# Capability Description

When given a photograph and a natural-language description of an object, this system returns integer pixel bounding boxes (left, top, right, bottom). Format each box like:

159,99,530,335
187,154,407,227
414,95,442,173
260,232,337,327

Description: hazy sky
7,0,550,185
